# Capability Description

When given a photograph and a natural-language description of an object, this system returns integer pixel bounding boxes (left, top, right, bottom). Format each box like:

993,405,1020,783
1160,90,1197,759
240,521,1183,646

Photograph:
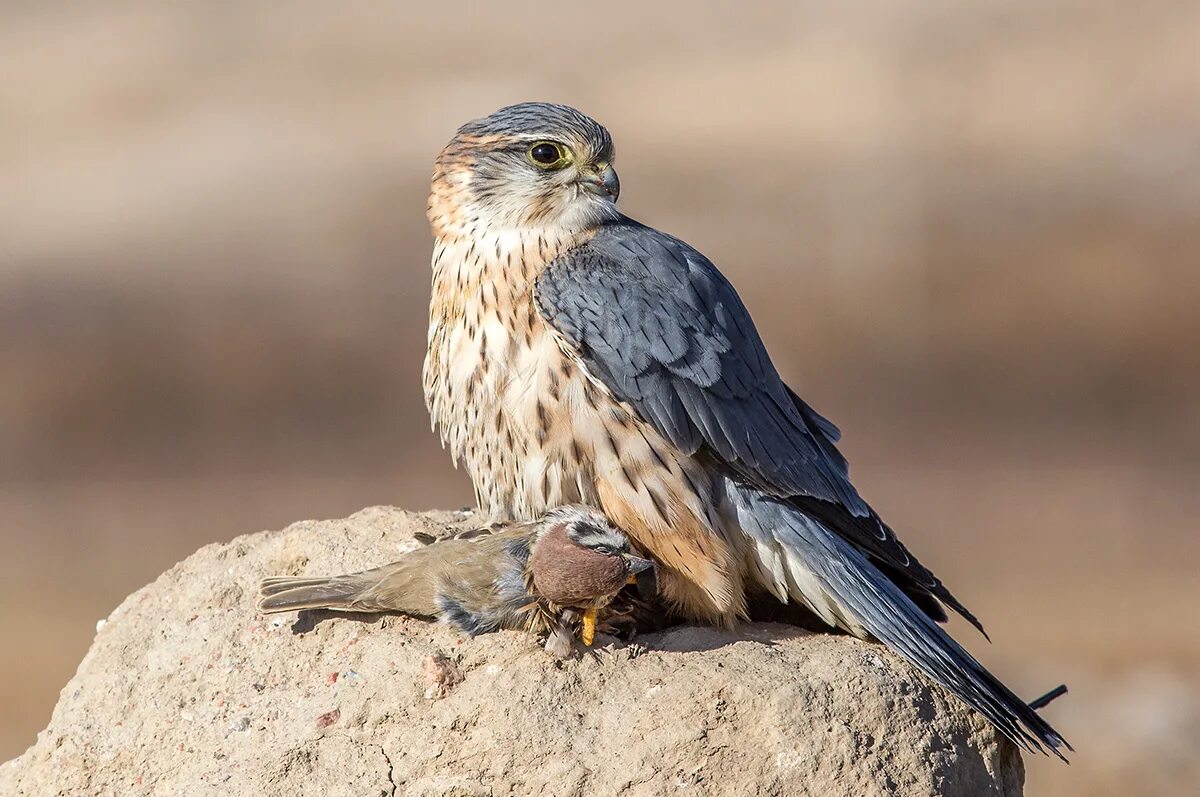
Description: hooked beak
580,163,620,202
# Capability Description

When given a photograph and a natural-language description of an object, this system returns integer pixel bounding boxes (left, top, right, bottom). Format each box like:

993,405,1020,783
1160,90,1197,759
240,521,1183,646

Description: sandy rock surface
0,507,1024,796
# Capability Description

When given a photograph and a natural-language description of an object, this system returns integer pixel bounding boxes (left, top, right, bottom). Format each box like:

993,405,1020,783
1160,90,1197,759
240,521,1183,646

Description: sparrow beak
580,162,620,202
624,554,654,576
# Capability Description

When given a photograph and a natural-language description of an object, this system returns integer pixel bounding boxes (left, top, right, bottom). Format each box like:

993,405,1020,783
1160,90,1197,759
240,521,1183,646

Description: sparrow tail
258,574,380,614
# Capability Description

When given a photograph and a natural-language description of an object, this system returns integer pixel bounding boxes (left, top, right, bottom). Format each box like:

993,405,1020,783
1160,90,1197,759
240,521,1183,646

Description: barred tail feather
732,485,1070,759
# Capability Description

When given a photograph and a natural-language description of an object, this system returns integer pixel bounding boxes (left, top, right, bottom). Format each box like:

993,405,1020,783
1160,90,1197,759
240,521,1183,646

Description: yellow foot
580,607,597,647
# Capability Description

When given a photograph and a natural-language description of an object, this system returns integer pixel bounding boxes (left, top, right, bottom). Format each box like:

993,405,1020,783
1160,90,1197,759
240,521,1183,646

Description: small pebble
422,654,463,700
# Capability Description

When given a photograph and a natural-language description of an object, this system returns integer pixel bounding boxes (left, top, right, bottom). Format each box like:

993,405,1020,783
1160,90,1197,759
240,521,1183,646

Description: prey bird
258,505,654,656
422,102,1069,756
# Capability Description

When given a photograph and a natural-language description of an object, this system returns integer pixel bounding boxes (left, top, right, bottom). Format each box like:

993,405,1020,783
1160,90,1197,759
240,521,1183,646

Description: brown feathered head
528,506,653,609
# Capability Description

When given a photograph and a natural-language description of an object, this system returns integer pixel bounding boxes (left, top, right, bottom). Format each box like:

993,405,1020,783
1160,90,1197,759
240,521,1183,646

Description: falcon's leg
580,607,598,646
600,583,677,639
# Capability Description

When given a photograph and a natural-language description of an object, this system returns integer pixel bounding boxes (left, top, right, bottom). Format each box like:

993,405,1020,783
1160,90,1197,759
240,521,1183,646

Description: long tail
258,573,382,614
731,484,1071,760
257,555,440,616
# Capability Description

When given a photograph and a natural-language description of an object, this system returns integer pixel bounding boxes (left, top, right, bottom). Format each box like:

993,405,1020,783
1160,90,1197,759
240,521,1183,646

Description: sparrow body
258,505,652,655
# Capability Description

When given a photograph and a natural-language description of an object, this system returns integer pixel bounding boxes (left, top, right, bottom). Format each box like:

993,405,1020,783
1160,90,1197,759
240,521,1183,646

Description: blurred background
2,1,1197,793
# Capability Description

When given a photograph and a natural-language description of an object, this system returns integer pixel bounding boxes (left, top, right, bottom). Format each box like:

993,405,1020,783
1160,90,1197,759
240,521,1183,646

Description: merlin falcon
422,102,1067,757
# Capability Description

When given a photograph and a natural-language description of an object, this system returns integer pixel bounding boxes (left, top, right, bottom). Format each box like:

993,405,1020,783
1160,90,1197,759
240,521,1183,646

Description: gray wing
536,220,982,633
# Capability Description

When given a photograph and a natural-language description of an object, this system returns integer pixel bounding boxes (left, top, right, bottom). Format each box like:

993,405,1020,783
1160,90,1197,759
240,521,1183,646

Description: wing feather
536,219,982,633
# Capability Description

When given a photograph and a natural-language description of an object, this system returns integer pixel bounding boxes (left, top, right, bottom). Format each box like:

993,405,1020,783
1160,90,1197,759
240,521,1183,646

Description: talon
581,607,597,647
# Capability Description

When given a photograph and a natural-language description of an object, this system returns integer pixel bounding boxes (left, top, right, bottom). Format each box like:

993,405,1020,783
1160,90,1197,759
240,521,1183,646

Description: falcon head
430,103,620,233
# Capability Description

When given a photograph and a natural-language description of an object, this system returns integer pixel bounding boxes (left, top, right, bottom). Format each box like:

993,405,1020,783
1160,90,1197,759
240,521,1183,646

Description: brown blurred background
3,1,1198,794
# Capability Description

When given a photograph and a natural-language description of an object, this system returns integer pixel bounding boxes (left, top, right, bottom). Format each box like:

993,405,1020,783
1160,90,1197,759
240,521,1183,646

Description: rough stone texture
0,507,1024,796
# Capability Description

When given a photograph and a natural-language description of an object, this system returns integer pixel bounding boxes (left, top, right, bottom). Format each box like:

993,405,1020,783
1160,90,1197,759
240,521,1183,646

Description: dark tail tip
1028,684,1068,711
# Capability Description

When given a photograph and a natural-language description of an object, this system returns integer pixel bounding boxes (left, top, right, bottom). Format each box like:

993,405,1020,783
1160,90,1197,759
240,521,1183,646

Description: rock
0,507,1024,796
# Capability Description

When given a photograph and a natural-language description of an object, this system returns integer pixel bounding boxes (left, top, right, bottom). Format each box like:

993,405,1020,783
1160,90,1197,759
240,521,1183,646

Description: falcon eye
527,141,569,169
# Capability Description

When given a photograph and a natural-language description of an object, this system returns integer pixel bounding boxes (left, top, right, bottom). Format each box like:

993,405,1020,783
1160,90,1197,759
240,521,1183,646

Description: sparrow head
528,506,653,609
429,102,620,234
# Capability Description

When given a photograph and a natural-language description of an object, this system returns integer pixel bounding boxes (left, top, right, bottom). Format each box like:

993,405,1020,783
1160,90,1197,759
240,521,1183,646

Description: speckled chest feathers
424,225,592,516
422,224,744,623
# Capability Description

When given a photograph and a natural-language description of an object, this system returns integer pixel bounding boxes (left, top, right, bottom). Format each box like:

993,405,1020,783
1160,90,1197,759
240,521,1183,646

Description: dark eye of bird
529,142,565,167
